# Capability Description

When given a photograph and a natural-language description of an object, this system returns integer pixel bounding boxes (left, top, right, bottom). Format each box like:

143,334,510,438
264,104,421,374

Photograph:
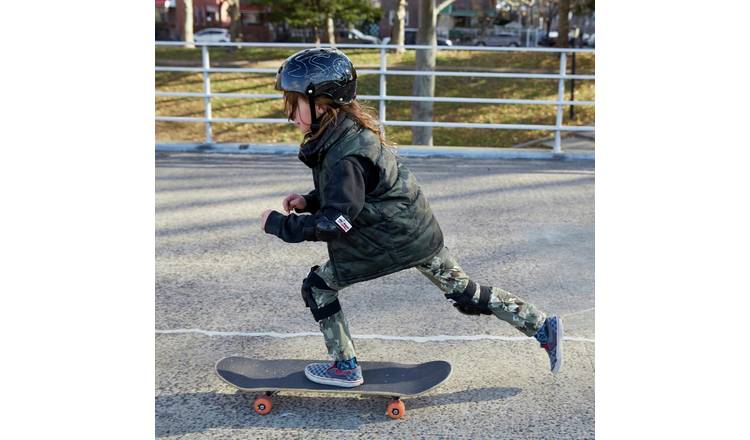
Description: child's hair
283,91,395,149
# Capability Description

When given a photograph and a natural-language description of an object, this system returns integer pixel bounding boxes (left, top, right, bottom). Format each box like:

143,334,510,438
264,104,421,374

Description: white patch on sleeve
334,215,353,233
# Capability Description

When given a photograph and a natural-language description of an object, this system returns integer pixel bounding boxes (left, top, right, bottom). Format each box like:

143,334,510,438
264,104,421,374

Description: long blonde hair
283,91,395,149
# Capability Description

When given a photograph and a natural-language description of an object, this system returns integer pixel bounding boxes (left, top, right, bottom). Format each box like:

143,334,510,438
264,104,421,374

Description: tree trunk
327,15,336,47
228,0,242,42
392,0,407,54
558,0,570,48
411,0,437,146
545,1,553,36
182,0,194,48
312,25,321,46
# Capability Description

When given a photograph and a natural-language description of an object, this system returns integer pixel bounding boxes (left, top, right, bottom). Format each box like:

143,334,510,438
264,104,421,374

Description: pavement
156,152,595,439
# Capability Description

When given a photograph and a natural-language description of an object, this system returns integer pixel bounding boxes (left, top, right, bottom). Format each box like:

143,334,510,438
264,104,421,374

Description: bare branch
436,0,456,15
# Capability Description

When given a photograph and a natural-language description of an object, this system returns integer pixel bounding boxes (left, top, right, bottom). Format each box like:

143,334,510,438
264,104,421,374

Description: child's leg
415,247,546,336
301,261,357,362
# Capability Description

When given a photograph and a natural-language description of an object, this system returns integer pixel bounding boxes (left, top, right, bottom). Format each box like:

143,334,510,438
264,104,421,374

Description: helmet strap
306,84,320,134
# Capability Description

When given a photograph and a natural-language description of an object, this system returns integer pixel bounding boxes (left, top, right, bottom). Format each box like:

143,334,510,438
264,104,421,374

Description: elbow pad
314,217,343,242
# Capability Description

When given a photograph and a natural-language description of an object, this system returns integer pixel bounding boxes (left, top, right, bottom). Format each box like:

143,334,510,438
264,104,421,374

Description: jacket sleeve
264,211,318,243
319,157,369,223
300,189,320,213
262,156,376,243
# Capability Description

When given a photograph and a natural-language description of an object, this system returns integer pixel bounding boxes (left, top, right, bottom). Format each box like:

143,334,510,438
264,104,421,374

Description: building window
388,11,410,26
206,6,218,23
454,16,471,27
242,12,260,25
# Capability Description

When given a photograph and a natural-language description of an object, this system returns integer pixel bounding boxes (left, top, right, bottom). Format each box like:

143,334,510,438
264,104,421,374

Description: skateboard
215,356,452,419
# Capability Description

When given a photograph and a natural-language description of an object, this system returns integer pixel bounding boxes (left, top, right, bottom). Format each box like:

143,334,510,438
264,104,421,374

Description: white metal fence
155,41,594,154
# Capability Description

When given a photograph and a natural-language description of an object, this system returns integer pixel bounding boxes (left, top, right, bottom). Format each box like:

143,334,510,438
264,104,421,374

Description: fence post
554,51,567,154
379,39,389,130
569,51,576,119
201,45,213,144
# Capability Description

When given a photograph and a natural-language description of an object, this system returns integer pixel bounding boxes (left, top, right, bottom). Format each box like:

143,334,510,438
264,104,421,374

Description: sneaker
304,360,364,388
534,315,563,374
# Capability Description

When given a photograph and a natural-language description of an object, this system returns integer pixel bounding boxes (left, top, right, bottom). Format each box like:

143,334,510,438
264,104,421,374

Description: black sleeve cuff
264,211,284,236
264,210,321,243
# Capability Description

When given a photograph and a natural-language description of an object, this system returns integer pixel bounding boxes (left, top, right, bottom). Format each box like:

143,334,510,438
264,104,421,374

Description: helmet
275,48,357,106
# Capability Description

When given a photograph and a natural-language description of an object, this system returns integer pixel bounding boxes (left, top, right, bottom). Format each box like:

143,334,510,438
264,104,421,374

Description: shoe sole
304,368,364,388
552,317,563,374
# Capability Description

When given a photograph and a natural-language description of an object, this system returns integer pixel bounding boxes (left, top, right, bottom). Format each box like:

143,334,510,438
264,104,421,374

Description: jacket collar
298,113,357,168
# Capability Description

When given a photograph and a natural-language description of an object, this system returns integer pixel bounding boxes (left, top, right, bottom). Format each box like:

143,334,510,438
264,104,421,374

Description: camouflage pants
310,247,547,361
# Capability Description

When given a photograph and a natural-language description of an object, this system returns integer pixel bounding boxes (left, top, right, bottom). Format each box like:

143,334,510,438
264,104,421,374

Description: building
155,0,178,40
377,0,499,44
157,0,273,42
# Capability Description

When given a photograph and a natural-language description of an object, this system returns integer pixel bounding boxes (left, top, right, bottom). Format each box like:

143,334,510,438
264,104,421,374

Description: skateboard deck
216,357,452,419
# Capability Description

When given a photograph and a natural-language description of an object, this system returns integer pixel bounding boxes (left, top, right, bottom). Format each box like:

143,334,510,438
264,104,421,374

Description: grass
155,46,594,148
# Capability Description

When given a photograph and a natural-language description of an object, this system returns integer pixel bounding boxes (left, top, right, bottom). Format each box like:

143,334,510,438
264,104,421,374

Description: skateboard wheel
386,399,405,420
253,395,273,415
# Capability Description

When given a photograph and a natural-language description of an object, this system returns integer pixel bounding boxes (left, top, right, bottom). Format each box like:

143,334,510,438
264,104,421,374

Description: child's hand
259,209,273,232
282,193,307,213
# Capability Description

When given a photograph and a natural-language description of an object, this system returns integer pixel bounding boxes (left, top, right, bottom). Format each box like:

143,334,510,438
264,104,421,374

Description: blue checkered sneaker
536,316,563,374
304,361,364,387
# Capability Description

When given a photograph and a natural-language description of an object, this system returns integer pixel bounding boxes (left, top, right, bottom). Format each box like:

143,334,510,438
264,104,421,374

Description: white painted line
155,328,594,343
562,307,595,317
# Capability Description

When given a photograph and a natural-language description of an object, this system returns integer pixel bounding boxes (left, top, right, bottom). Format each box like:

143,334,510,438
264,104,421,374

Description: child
260,48,562,388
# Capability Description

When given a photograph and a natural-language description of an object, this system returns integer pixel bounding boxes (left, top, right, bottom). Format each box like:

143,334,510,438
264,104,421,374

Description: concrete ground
156,153,595,439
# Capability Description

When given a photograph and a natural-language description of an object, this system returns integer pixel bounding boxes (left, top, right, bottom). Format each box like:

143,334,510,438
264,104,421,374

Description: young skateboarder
260,48,562,387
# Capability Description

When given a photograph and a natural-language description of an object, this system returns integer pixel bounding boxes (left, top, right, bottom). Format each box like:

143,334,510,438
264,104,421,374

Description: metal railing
155,41,594,154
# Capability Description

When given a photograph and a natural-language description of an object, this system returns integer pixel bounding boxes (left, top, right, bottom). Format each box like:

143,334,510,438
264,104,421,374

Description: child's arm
301,189,320,213
262,156,377,243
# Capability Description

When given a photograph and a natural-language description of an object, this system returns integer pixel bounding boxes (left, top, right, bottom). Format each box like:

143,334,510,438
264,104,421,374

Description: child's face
291,95,326,135
291,95,312,134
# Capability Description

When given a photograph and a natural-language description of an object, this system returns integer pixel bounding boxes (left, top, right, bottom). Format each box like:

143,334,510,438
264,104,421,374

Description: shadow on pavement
155,386,522,437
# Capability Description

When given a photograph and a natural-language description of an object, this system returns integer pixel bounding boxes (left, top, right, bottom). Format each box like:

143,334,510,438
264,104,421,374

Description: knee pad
445,280,493,316
301,266,341,322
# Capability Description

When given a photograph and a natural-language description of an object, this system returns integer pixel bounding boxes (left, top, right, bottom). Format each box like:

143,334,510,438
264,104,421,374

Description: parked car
539,31,579,47
472,32,521,47
404,29,453,46
337,28,380,44
194,28,230,43
586,33,595,47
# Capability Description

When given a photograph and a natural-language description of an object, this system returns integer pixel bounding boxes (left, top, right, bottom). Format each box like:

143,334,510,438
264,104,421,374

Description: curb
156,143,594,161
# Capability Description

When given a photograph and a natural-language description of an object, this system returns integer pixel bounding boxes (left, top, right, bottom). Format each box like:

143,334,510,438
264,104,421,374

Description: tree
259,0,379,45
411,0,455,146
326,14,336,47
392,0,408,54
182,0,194,48
534,0,594,39
226,0,242,42
572,0,595,15
472,0,496,36
557,0,570,47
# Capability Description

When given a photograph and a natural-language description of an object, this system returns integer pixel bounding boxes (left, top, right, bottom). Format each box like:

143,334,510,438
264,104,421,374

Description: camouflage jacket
303,115,444,284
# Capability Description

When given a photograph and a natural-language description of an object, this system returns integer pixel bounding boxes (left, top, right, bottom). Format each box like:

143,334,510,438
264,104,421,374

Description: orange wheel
253,395,273,415
386,399,405,420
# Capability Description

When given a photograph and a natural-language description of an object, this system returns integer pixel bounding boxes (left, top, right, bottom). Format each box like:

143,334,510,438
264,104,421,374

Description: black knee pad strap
478,285,492,309
445,280,493,316
301,268,341,322
311,299,341,321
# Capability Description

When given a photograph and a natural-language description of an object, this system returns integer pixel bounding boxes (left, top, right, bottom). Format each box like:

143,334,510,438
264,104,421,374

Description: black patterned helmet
275,48,357,106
